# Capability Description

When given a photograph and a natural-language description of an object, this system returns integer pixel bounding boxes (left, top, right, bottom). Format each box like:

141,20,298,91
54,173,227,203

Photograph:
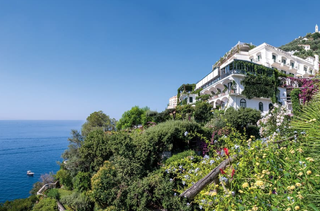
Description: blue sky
0,0,319,120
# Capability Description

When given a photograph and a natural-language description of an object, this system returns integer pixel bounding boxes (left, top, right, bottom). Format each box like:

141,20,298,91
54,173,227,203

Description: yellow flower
306,157,314,162
290,149,295,154
256,162,260,166
242,182,249,188
295,206,300,210
298,172,303,176
255,180,264,187
286,208,291,211
252,206,259,211
307,170,312,175
239,190,243,193
296,183,302,187
297,148,303,153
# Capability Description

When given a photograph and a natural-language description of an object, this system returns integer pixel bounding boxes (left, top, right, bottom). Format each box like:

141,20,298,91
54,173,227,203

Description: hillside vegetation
279,32,320,59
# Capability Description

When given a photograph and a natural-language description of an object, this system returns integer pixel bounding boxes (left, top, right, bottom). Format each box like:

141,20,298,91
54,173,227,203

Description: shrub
125,171,191,210
55,169,73,190
73,172,91,192
0,195,37,211
32,197,57,211
134,120,208,172
60,192,93,211
46,188,60,200
194,101,213,124
165,150,199,165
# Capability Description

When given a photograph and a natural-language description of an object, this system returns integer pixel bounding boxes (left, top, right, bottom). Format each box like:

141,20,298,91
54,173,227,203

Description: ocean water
0,120,84,203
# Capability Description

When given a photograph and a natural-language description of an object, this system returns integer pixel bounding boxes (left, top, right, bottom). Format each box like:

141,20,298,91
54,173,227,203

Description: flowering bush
163,128,319,210
257,104,292,138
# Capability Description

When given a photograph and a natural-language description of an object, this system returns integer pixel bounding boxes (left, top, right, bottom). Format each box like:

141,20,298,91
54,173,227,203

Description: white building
195,42,319,113
298,44,310,51
167,95,178,109
179,93,197,106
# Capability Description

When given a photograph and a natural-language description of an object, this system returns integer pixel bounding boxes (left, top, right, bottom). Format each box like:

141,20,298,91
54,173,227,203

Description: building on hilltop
298,44,311,51
195,42,319,113
316,24,318,33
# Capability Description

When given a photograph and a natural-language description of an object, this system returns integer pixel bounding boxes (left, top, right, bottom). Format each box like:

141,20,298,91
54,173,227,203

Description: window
257,55,261,61
259,102,263,111
282,59,286,65
291,62,294,68
240,99,246,108
189,97,193,103
269,103,273,110
272,54,277,62
304,66,307,72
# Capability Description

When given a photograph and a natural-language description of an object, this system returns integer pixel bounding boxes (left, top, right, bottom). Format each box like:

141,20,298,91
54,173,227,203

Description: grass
57,188,73,198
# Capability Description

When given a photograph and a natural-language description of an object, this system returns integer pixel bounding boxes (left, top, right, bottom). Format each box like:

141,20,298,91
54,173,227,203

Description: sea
0,120,84,203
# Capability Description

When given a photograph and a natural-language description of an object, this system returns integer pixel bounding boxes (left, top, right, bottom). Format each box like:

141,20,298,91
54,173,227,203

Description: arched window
240,99,246,108
259,102,263,111
269,103,273,110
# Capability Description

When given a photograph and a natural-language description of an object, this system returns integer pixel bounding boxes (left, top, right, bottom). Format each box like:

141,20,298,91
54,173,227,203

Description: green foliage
164,127,319,210
46,188,60,200
196,94,211,102
291,92,320,208
0,195,37,211
291,88,302,115
55,169,73,190
79,130,112,173
280,33,320,59
125,171,191,211
175,104,194,120
60,130,85,177
134,120,207,173
60,191,93,211
90,161,120,208
32,197,57,211
224,107,261,134
165,150,199,165
116,106,151,130
73,172,91,192
194,101,213,124
82,111,116,136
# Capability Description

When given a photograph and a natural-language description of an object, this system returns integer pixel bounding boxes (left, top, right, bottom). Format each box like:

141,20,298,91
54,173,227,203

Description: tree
224,107,261,133
60,130,85,177
73,172,91,192
194,101,213,124
82,111,116,136
55,169,73,190
116,106,151,130
79,130,112,173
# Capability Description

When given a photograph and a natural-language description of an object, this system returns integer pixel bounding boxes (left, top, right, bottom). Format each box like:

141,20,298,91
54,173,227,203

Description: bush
60,192,93,211
0,195,37,211
165,150,199,165
73,172,91,192
125,171,191,211
134,120,208,172
194,101,213,124
224,107,261,134
55,169,73,190
32,197,57,211
46,188,60,200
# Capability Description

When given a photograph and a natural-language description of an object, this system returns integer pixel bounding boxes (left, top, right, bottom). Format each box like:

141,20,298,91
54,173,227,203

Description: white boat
27,170,34,176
